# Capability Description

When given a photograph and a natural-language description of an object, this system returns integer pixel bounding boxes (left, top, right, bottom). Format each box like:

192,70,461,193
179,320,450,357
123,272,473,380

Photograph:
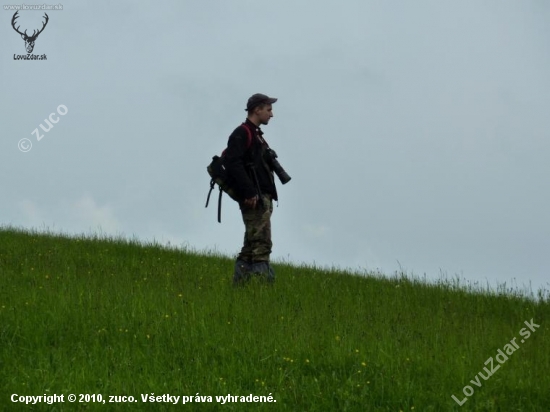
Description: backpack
205,123,254,223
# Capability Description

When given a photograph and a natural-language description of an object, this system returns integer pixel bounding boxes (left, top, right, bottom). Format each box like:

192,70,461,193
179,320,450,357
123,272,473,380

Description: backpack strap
220,123,253,157
241,122,255,150
205,182,224,223
217,186,223,223
205,179,215,208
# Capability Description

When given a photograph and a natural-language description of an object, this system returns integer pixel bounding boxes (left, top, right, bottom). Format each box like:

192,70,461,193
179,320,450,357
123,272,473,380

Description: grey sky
1,0,549,296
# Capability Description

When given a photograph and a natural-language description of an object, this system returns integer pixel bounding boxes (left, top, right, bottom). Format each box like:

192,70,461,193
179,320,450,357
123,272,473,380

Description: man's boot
249,261,275,284
233,259,251,286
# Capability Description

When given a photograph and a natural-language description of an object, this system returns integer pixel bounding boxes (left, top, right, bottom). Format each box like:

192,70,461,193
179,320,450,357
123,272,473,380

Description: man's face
255,104,274,125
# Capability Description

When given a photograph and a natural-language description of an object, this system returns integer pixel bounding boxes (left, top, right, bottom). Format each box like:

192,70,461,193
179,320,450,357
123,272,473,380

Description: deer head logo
11,11,49,54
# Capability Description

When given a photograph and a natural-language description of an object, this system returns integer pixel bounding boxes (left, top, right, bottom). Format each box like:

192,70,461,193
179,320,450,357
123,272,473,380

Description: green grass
0,227,548,411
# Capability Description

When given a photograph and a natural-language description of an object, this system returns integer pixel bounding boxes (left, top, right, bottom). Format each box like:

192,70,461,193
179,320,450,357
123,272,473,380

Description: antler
29,13,49,39
11,11,26,37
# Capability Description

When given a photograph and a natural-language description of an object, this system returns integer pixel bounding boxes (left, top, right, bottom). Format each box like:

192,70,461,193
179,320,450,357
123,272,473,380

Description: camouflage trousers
237,194,273,263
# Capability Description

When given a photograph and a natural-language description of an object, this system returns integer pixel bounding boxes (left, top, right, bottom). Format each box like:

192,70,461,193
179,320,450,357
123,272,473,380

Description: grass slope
0,228,548,411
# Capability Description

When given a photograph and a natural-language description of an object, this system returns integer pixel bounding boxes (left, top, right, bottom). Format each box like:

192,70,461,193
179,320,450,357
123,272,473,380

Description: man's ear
253,104,265,115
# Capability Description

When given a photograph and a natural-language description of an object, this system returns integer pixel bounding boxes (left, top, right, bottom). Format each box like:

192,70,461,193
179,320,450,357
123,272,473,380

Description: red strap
241,123,253,149
243,122,270,148
221,123,254,156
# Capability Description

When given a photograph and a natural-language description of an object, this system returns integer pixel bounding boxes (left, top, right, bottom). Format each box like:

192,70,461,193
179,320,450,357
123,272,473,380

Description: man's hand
243,195,259,209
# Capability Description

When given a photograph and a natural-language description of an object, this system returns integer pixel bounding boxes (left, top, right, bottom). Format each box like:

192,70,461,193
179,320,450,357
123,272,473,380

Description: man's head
246,93,277,126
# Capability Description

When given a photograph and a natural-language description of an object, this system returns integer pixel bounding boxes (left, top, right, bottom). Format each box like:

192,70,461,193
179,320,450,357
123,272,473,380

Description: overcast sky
1,0,549,297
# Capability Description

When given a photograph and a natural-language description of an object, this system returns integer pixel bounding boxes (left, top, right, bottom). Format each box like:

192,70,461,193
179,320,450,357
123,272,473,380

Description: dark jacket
224,119,278,202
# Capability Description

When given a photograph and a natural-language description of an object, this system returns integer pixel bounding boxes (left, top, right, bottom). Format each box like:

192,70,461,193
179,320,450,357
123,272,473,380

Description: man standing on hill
224,93,281,286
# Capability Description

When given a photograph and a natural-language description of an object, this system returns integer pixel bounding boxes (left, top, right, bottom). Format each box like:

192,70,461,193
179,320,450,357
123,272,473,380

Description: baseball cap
245,93,278,111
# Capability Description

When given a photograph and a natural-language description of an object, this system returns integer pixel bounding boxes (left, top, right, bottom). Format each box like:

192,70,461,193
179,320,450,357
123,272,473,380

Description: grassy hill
0,228,548,411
